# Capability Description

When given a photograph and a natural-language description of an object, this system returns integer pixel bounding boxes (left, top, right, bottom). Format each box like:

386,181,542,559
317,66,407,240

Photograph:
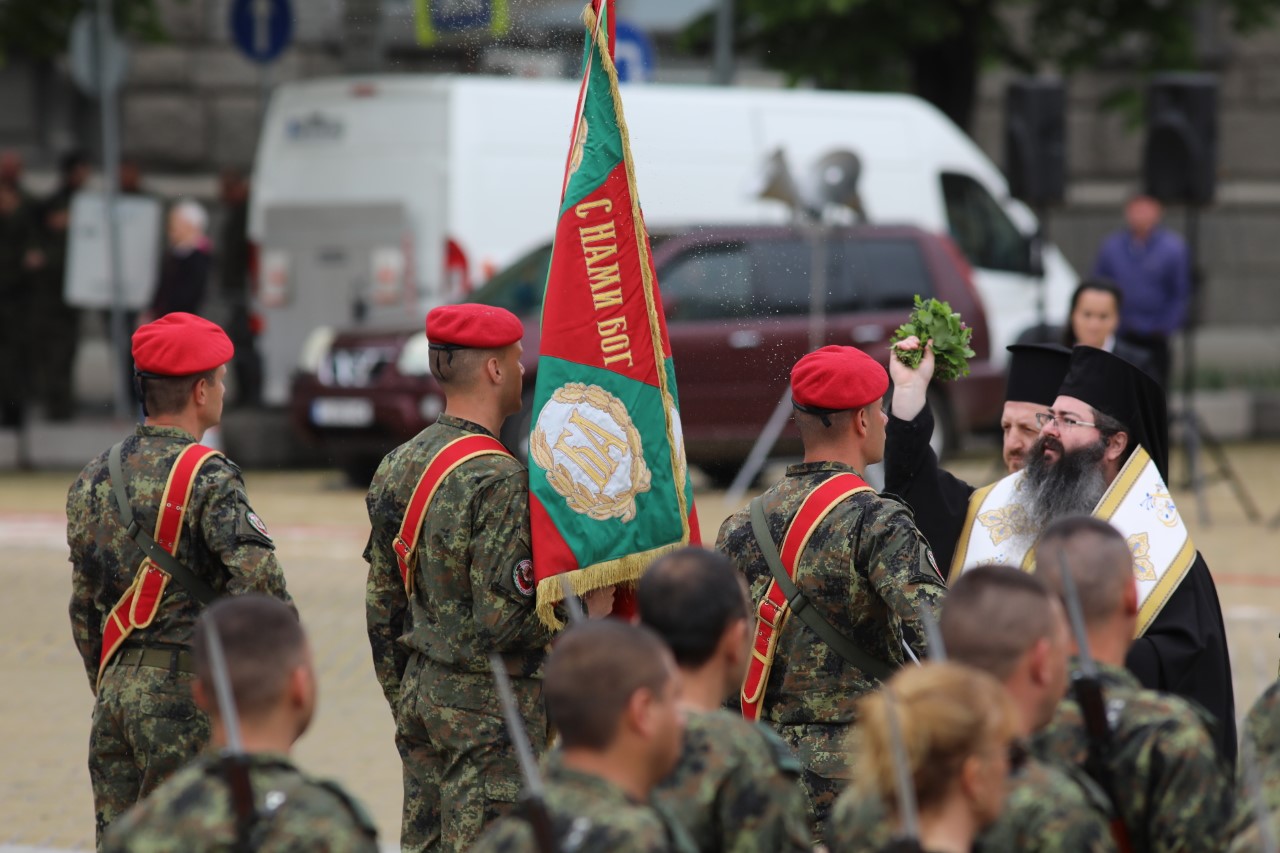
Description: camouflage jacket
1033,662,1232,853
364,415,553,708
67,424,289,690
472,762,696,853
653,709,812,853
1227,679,1280,851
100,751,379,852
826,754,1117,853
715,462,946,728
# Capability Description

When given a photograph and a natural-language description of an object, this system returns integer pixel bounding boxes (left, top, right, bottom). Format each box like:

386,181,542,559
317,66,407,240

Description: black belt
115,646,195,675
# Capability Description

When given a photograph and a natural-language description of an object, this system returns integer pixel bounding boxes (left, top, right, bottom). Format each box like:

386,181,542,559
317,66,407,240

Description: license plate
311,397,374,427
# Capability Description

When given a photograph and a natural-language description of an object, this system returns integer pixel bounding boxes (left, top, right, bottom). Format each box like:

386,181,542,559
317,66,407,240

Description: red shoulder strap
393,434,512,596
741,472,873,722
98,443,222,688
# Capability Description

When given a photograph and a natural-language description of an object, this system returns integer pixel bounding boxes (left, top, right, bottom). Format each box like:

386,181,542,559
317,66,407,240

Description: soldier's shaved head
940,566,1057,680
193,594,307,722
639,547,749,668
1035,516,1133,626
545,621,676,750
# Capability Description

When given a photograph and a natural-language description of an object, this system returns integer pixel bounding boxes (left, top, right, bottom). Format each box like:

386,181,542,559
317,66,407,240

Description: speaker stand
1174,206,1260,526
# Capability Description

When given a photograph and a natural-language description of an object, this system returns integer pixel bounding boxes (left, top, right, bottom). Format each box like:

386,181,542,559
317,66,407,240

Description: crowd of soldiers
65,300,1275,852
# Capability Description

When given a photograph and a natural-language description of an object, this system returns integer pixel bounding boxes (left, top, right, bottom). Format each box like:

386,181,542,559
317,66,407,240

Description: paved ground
3,444,1280,850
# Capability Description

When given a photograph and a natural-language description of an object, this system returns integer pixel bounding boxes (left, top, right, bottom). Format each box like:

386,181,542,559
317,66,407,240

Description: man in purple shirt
1093,194,1191,387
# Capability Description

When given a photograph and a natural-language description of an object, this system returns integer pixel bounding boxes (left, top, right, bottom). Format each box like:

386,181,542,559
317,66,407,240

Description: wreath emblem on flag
530,383,651,522
569,117,589,174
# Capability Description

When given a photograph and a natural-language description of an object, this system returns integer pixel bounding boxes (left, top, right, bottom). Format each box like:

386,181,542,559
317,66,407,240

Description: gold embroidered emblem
977,504,1030,546
531,383,651,522
1140,483,1179,528
1128,533,1157,581
569,116,589,175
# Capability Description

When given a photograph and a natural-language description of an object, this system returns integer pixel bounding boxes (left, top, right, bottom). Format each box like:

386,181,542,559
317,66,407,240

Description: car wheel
501,390,536,465
700,461,757,491
339,454,383,487
928,390,954,461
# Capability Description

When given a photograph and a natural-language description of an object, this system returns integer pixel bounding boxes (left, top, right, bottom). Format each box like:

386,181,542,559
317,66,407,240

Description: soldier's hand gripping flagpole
1055,549,1134,853
488,654,557,853
203,617,258,853
882,686,924,853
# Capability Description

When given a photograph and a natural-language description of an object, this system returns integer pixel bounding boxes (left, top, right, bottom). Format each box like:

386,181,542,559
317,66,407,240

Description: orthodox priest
952,345,1236,764
884,339,1071,568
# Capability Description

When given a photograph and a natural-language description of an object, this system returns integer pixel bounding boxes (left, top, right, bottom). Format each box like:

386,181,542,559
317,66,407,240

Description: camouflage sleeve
467,472,554,653
716,729,813,853
197,462,290,602
860,504,946,655
364,470,410,712
982,762,1118,853
1138,715,1234,853
66,476,102,691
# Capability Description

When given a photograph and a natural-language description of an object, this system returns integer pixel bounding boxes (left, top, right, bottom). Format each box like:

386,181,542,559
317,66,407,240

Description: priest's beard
1023,434,1109,531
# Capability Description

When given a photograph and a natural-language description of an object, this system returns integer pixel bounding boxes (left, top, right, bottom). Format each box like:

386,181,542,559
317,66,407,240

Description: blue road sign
614,19,656,84
230,0,294,64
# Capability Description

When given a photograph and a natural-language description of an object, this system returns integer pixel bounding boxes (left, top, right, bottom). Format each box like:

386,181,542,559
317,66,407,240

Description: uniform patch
246,511,271,540
513,560,535,597
926,547,941,579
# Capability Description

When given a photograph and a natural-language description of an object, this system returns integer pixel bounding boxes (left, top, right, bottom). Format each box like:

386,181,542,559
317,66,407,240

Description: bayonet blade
1055,548,1098,678
559,575,585,626
203,618,244,754
884,686,920,842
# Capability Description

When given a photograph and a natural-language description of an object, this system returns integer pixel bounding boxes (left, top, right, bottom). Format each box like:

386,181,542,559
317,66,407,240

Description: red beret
426,304,523,349
791,346,889,411
132,313,234,376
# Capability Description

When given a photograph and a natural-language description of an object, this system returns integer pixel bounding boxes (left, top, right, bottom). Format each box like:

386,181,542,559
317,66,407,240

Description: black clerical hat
1057,345,1169,479
1005,344,1072,407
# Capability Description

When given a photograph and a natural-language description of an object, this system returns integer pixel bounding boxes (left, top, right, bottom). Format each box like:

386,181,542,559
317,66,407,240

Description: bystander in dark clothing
29,191,81,420
217,171,261,406
0,181,38,426
1093,195,1191,387
150,200,211,319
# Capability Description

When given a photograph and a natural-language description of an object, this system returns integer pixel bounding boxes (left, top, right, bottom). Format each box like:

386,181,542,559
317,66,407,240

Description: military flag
528,0,698,627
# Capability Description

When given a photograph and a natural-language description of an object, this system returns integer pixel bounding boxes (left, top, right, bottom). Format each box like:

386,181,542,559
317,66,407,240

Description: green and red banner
529,0,698,627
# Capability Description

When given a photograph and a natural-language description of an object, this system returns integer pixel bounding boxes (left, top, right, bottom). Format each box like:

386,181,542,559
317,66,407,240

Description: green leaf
889,295,975,382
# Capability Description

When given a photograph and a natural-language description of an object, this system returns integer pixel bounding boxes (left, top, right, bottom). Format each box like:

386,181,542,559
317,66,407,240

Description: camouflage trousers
395,654,546,853
776,721,855,841
90,657,211,845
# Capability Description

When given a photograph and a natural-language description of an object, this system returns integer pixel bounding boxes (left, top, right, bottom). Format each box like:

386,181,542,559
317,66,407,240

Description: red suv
290,225,1004,483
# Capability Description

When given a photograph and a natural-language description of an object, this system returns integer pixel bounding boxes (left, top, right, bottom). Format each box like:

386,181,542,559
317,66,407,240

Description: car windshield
470,234,674,317
470,244,553,316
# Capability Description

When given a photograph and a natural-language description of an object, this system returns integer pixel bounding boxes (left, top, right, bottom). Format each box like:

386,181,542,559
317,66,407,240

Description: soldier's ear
628,686,657,739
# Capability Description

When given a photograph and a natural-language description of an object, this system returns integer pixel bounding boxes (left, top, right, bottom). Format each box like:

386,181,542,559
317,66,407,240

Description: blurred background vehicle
251,75,1073,408
290,224,1004,484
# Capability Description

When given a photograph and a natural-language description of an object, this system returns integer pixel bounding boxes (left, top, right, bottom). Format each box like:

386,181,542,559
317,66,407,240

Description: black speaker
1144,73,1218,206
1004,78,1066,207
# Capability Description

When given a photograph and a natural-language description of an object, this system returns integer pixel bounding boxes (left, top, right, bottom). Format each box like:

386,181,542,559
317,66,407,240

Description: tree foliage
687,0,1280,129
0,0,169,63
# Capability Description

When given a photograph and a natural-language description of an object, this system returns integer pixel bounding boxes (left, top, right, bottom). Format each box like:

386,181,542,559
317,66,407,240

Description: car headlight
298,326,336,375
398,332,433,377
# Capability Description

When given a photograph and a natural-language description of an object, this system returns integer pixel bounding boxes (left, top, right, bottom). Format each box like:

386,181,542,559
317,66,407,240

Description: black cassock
885,408,1238,766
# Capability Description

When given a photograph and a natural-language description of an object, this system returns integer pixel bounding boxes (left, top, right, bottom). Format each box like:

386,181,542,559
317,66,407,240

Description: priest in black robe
884,340,1070,569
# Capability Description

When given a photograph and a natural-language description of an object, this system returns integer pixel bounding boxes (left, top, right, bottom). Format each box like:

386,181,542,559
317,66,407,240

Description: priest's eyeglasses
1034,411,1097,431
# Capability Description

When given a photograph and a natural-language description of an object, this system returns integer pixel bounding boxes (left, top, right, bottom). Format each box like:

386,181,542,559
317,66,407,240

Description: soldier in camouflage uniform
828,566,1116,852
67,313,290,843
637,547,812,852
715,346,946,833
472,621,692,853
1229,679,1280,851
366,305,611,852
102,596,378,852
1033,517,1232,853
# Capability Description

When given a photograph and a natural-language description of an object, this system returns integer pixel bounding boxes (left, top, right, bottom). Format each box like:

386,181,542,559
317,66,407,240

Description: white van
250,75,1075,405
